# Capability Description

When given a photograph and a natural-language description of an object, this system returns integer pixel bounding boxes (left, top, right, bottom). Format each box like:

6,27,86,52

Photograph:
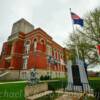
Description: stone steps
26,91,52,100
55,91,94,100
55,95,79,100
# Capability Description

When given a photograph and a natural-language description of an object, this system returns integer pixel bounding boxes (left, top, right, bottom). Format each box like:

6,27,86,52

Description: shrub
40,75,44,80
40,75,51,80
48,80,67,91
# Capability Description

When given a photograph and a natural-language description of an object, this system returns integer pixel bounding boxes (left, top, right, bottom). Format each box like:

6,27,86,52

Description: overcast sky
0,0,100,52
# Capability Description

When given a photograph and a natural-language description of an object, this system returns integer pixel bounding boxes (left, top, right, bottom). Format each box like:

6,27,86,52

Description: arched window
41,39,44,45
33,38,37,51
24,40,30,54
54,49,56,59
41,39,46,52
23,57,28,69
47,44,52,56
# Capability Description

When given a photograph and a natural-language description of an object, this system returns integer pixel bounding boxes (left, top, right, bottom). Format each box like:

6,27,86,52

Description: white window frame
23,57,28,69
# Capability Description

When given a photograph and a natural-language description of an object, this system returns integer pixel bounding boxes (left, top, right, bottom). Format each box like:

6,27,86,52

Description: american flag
71,12,80,19
70,12,84,27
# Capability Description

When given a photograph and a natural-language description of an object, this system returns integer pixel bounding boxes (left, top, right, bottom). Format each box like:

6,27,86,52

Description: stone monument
66,60,92,92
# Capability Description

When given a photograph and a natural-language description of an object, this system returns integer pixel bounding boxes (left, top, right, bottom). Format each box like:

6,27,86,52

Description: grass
89,77,100,80
88,77,100,90
0,82,26,100
0,77,99,100
48,79,67,91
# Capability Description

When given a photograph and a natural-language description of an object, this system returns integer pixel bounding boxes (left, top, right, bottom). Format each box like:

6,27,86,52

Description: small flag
71,12,84,27
96,44,100,55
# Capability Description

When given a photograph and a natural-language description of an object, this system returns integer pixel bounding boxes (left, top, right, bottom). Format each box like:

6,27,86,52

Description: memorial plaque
67,60,91,92
71,65,81,85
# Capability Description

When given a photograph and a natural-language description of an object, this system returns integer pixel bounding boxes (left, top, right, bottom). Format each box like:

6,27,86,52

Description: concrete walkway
55,90,94,100
26,91,52,100
55,91,83,100
26,90,83,100
0,79,61,84
0,81,27,84
55,94,79,100
26,88,94,100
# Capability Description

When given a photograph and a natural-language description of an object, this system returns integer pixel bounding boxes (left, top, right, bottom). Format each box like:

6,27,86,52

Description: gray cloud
0,0,100,52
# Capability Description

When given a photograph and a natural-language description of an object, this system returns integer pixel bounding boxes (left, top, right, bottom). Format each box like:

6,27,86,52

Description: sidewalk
55,90,94,100
55,94,79,100
55,90,83,100
26,91,52,100
0,80,27,84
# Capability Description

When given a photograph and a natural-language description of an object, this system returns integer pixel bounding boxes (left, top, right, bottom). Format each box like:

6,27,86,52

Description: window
54,49,56,59
24,41,30,54
47,44,52,56
41,39,44,45
2,47,5,55
23,58,28,69
34,39,37,51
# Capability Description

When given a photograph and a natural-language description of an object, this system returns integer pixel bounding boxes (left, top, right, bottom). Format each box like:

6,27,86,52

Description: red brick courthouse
0,19,69,80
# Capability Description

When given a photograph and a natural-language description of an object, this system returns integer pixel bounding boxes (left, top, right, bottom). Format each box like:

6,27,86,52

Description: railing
94,89,100,100
66,82,93,93
66,82,100,99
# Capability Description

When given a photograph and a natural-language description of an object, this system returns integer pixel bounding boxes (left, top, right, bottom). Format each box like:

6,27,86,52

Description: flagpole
69,8,80,63
70,8,75,33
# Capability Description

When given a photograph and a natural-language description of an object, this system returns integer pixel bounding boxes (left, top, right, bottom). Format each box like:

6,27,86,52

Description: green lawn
0,77,99,100
89,77,100,80
0,82,26,100
89,77,100,90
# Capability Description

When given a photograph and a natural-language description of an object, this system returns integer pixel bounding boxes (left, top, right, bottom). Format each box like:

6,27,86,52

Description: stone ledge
25,83,48,97
27,91,52,100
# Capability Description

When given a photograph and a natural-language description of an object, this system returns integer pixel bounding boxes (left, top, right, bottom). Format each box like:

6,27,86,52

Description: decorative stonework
25,83,48,97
